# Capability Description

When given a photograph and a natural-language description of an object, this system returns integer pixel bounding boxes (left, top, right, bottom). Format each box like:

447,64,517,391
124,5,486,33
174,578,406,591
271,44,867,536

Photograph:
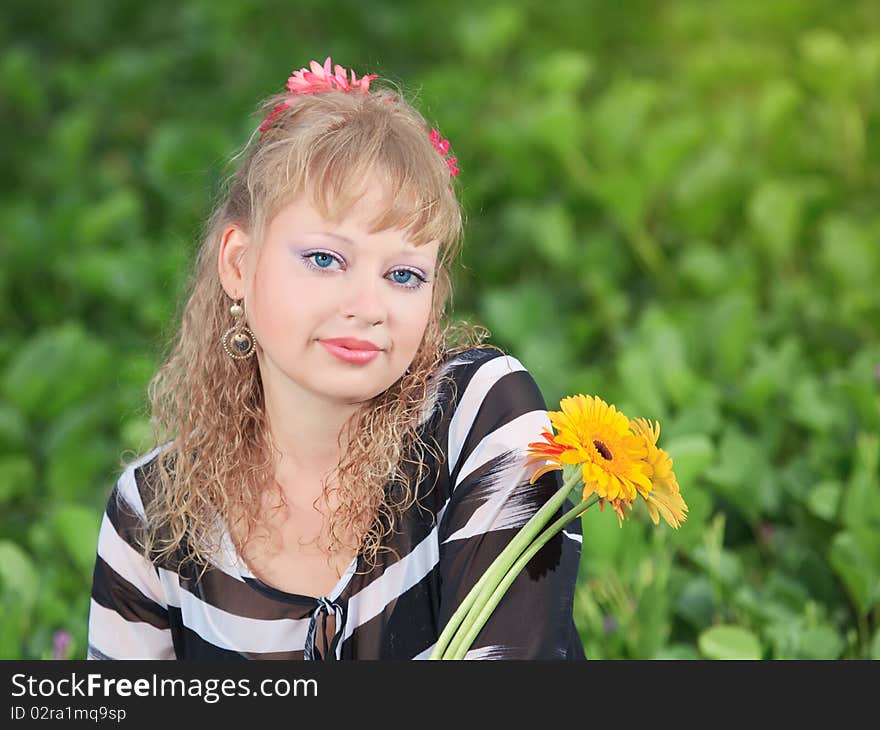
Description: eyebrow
314,232,356,245
309,232,434,263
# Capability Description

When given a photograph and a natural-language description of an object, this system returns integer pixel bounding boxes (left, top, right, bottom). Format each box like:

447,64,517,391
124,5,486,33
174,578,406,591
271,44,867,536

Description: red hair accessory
259,57,459,178
429,128,459,178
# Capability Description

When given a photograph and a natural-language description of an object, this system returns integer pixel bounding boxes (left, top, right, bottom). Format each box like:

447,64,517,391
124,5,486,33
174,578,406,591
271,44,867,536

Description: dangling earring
221,298,257,360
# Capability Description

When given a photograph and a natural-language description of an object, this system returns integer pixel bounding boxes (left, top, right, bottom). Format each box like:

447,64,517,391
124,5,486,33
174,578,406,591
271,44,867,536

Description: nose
341,267,387,325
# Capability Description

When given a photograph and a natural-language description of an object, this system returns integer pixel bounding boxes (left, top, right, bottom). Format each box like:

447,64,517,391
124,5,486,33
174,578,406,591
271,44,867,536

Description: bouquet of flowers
430,394,688,660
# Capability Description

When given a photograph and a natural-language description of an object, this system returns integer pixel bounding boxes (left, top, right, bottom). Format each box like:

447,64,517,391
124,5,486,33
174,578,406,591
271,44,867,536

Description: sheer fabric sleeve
436,353,584,659
87,461,175,659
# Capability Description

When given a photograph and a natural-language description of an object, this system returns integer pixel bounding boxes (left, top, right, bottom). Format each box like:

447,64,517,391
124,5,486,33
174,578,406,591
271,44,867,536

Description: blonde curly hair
120,70,503,583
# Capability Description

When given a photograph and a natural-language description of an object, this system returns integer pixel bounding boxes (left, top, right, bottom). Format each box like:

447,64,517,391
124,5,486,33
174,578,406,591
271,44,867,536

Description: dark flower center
593,440,613,460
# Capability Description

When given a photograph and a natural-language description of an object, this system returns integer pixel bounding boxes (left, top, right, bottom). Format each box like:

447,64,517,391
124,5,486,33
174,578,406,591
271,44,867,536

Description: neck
258,356,366,470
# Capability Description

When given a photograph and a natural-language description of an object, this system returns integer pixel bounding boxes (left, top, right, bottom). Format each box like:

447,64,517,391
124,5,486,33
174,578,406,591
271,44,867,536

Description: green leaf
798,625,844,659
871,628,880,660
691,544,743,589
51,505,101,582
704,291,758,380
663,433,715,485
67,246,156,306
0,403,28,451
518,336,576,407
737,337,802,415
840,432,880,531
143,121,229,203
838,347,880,431
581,503,648,578
640,115,705,192
652,644,701,660
591,169,650,231
698,624,762,660
48,107,97,181
589,79,660,167
678,243,729,296
43,400,118,500
481,281,557,348
670,482,712,552
664,396,723,440
703,424,766,523
806,480,842,522
765,608,846,659
756,79,803,135
639,306,702,407
1,323,114,422
616,345,666,421
672,146,741,237
817,215,877,287
525,49,594,95
120,417,154,455
528,202,578,264
46,438,117,501
0,541,39,610
790,374,843,434
633,563,672,660
799,30,858,97
676,576,715,629
828,528,880,613
529,96,584,162
747,179,805,264
0,454,36,504
0,46,47,115
73,188,143,250
580,506,625,573
735,583,795,626
458,5,525,62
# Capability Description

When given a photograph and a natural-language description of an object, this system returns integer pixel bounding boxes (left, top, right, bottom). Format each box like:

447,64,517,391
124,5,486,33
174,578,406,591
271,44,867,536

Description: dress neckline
213,512,359,603
238,550,359,604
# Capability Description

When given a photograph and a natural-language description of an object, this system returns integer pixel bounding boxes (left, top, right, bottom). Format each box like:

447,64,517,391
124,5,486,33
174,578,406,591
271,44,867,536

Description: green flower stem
430,465,583,660
448,493,599,659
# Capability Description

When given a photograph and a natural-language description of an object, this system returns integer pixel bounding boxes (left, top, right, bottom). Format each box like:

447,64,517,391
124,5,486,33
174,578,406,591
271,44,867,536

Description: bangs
311,159,455,251
252,90,462,266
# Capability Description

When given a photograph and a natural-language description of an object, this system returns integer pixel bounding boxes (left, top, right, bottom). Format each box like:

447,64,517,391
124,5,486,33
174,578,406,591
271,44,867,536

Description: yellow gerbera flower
629,417,688,528
526,394,653,526
435,394,688,659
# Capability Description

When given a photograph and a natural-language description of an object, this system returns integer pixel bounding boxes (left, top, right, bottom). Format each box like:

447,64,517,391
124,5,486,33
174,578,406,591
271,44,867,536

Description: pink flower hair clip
430,128,459,178
259,56,460,178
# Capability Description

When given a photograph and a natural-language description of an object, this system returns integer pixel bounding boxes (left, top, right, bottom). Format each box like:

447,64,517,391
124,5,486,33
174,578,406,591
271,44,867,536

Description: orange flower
434,394,687,659
629,418,688,528
526,395,655,527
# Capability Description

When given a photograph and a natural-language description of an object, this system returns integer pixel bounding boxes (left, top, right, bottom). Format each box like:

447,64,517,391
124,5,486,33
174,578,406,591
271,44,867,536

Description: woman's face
229,179,440,406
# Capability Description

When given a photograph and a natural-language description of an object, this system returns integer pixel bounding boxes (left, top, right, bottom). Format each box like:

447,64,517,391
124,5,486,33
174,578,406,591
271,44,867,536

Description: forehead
268,179,438,253
274,182,389,228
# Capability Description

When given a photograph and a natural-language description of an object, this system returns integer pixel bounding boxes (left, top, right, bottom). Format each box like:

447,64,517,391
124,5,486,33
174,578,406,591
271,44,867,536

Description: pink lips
320,340,381,364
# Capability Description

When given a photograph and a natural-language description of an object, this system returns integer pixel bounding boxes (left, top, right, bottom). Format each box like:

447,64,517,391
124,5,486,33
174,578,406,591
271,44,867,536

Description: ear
218,224,252,299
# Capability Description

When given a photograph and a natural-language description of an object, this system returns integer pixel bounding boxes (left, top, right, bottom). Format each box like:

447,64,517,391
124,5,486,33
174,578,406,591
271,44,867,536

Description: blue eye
392,270,415,285
301,251,428,291
311,252,336,269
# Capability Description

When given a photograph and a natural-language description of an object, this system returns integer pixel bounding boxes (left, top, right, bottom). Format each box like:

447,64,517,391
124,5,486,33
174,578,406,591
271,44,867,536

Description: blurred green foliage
1,0,878,659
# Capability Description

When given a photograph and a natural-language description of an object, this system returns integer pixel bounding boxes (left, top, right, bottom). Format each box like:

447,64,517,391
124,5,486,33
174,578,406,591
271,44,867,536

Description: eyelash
300,250,429,291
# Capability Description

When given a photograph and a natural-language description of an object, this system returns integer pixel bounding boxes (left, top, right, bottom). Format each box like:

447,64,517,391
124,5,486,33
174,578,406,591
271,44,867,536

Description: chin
324,379,389,402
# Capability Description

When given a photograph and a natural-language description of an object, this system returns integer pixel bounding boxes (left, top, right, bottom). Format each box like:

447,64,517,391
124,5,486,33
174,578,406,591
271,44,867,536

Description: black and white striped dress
87,347,586,660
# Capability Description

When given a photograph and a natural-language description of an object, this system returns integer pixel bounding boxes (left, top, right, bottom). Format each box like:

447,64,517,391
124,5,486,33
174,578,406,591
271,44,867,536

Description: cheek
248,257,313,340
395,291,433,343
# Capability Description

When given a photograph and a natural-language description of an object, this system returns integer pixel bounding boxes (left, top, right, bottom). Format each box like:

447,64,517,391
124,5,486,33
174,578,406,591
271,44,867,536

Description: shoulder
430,346,550,465
438,345,546,413
437,347,554,494
433,345,515,398
110,440,175,524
